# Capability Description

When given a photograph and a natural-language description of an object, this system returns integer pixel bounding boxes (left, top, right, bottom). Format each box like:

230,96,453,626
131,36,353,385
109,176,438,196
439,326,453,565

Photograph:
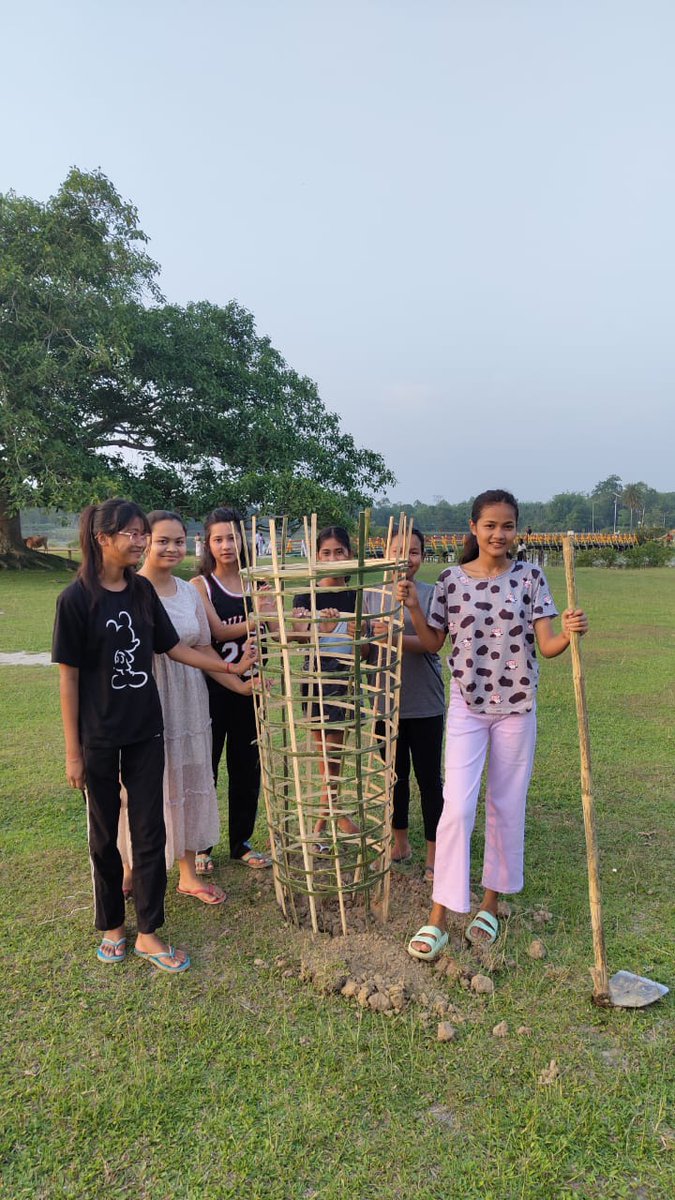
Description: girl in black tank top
190,508,272,871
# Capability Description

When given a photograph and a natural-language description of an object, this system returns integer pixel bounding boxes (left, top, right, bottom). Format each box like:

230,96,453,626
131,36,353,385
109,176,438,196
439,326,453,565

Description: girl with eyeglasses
52,499,242,973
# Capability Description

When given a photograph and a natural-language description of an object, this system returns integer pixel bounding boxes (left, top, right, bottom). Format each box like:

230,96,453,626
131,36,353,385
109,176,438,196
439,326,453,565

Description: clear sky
4,0,674,502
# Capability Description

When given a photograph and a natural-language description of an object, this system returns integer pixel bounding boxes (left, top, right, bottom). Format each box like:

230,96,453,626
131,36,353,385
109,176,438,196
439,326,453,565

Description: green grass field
0,564,673,1199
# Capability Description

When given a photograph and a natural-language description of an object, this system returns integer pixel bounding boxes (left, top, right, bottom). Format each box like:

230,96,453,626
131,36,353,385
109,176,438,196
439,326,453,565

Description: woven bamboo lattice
239,512,410,934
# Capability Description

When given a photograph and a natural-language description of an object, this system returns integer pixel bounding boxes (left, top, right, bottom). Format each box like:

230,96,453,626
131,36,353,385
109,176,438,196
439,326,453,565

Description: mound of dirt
259,867,550,1022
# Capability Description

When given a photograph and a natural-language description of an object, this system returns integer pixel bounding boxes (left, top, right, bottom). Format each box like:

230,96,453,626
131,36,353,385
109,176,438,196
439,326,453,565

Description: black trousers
206,686,261,859
83,735,166,934
377,714,444,842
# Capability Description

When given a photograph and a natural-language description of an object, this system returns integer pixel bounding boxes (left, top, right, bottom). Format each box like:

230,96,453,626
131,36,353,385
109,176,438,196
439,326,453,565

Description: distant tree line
373,475,674,535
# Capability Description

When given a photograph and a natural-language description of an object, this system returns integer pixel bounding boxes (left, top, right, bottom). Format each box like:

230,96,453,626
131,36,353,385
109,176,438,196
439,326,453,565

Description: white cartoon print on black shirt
106,610,149,690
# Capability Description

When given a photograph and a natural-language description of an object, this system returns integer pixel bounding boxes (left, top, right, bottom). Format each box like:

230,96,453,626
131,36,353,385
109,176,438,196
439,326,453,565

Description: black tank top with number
202,574,248,667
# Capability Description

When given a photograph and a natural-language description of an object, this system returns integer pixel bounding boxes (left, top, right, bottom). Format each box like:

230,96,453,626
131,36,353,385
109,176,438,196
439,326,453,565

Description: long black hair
200,506,248,575
78,498,151,613
459,490,519,565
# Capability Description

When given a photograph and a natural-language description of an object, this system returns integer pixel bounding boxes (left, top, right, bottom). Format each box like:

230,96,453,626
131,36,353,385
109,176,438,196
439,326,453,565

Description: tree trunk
0,496,72,570
0,499,26,554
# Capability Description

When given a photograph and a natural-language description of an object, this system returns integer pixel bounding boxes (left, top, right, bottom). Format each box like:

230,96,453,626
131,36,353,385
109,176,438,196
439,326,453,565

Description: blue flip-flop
465,910,500,945
96,937,126,964
134,944,191,973
407,924,449,962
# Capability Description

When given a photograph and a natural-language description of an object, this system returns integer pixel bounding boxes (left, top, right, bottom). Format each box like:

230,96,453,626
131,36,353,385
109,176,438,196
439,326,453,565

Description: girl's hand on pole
236,638,258,674
562,608,589,638
291,606,310,628
66,753,85,790
257,585,276,616
396,579,419,609
372,618,389,642
319,607,341,634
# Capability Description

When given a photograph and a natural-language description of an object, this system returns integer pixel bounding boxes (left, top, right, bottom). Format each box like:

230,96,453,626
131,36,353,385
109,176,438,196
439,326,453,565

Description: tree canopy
0,169,394,557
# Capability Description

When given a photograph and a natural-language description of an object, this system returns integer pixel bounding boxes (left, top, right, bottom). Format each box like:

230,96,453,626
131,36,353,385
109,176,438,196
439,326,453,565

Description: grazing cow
25,535,49,551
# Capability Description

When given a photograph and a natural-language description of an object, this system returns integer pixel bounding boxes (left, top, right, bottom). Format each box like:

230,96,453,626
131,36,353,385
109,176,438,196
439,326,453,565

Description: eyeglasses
117,530,149,544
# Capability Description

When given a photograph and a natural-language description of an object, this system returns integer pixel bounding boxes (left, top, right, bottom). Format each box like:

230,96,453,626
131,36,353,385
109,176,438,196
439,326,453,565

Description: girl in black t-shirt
292,526,365,851
53,499,240,973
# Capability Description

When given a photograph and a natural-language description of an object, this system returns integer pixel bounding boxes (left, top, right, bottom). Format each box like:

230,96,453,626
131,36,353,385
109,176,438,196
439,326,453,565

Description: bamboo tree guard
239,512,410,934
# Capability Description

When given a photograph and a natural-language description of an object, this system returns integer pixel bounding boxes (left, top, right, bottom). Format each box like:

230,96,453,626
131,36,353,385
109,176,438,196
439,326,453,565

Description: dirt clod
497,901,512,918
528,938,547,959
430,994,449,1018
387,983,409,1012
492,1020,509,1038
517,1025,533,1036
532,909,553,925
368,991,392,1013
340,978,360,998
437,1021,457,1042
357,982,376,1007
435,956,462,981
538,1059,560,1086
471,973,494,995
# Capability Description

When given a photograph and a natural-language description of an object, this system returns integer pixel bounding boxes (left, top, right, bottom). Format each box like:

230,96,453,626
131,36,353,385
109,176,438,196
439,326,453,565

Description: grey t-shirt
366,581,445,719
428,562,559,714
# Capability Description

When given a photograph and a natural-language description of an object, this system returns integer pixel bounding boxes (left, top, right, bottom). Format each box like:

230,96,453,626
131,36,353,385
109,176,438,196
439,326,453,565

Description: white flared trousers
433,682,538,914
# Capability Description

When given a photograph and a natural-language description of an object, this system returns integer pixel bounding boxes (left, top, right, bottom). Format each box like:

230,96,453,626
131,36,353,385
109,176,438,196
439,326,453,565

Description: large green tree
0,170,393,561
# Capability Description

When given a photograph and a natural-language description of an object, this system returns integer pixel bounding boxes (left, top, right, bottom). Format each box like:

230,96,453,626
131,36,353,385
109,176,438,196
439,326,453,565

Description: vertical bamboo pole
236,519,287,917
562,536,610,1003
268,517,319,933
306,512,349,935
384,514,395,560
381,513,409,921
351,510,370,911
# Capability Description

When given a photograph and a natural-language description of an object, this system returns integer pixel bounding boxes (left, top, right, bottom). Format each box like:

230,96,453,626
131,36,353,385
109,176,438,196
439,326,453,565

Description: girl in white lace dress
119,511,254,904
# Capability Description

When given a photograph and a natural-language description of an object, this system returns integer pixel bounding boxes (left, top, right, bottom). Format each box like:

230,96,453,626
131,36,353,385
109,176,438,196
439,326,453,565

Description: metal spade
562,537,668,1009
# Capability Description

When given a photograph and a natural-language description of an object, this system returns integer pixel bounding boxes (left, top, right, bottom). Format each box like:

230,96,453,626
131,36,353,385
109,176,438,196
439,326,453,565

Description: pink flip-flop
176,884,226,906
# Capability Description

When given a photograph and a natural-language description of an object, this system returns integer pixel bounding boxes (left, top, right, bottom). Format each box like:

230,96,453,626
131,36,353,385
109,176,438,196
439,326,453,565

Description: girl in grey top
370,528,444,880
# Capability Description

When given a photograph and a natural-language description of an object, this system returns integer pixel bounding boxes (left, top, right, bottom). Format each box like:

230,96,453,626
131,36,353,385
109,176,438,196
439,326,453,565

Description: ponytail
78,504,104,598
459,532,479,564
77,498,151,615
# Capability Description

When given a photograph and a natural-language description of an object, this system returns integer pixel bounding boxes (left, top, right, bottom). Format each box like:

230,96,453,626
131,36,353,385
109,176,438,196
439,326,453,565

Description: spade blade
608,970,669,1008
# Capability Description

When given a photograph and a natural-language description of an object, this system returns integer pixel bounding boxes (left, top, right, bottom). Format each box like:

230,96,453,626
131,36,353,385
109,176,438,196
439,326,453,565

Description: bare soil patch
261,866,555,1023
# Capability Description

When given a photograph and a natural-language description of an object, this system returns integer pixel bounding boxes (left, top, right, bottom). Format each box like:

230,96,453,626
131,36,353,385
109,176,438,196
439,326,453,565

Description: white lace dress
118,577,220,867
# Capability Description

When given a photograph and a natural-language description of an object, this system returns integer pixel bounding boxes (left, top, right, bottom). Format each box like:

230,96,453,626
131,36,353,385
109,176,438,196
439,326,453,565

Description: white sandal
407,924,448,962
